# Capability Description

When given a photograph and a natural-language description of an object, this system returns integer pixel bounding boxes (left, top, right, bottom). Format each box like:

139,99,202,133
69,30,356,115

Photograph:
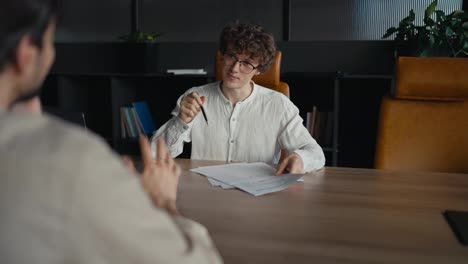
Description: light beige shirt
152,81,325,172
0,110,222,264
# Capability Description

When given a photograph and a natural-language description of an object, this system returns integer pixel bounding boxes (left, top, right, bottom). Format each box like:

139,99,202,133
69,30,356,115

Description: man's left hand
274,153,304,175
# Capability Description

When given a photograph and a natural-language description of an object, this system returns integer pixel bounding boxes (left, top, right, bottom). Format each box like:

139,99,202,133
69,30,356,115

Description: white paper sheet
207,177,235,189
190,162,303,196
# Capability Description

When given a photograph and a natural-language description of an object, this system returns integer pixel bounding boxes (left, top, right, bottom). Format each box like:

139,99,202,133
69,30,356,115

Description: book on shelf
120,101,157,139
120,107,128,139
122,107,138,138
131,108,144,135
132,101,156,136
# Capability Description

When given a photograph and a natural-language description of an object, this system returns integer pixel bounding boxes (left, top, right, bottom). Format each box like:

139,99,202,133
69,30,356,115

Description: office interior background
43,0,467,168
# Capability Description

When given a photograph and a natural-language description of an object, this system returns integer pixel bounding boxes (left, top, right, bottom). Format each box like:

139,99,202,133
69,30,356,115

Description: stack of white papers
166,69,207,75
190,162,303,196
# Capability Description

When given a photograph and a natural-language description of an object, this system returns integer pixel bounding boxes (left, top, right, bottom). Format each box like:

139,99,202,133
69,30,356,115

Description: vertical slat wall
351,0,462,40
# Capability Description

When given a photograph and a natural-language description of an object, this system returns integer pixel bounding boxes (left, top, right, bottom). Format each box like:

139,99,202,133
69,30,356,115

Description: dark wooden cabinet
41,73,211,155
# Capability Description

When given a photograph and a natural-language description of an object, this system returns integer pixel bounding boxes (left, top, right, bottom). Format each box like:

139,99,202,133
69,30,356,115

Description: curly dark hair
219,22,276,73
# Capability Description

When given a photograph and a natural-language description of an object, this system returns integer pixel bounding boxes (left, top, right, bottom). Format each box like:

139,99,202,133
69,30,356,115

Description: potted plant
383,0,468,57
114,0,163,73
118,31,161,44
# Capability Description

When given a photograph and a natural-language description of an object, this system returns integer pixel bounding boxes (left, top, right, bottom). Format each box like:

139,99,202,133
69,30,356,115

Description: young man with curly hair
152,23,325,174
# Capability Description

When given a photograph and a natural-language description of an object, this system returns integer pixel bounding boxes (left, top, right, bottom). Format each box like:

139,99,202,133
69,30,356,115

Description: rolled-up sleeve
151,91,195,159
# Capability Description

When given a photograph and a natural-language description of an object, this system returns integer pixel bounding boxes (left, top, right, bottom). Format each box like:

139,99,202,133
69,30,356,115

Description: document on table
190,162,303,196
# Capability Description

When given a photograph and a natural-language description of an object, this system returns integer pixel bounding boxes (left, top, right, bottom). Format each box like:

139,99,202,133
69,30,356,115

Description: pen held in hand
200,106,208,125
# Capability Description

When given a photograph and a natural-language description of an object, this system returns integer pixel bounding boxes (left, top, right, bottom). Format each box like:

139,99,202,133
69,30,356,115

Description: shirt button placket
228,104,240,162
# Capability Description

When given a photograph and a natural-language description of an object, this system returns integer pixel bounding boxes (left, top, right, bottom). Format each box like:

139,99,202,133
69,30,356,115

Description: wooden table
175,159,468,264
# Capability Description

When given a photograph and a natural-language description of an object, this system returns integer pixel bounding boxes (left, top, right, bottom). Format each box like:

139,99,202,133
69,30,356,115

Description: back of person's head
0,0,59,72
219,22,276,73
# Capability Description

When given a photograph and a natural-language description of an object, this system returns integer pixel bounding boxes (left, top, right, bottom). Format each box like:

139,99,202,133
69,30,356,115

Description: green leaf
429,35,436,48
424,16,435,27
451,10,465,18
435,10,446,23
409,9,415,22
419,48,431,57
383,27,397,38
445,27,455,37
117,31,161,43
425,0,437,19
463,21,468,30
401,10,415,25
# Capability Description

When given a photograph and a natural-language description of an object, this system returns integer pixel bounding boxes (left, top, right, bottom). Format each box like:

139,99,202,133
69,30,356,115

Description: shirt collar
216,80,258,106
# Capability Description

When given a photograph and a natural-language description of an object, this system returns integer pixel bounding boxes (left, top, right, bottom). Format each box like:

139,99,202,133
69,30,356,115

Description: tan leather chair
215,50,290,162
215,50,290,97
375,56,468,173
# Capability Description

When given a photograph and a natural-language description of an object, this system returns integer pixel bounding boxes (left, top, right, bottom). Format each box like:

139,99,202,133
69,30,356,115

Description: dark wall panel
55,0,463,42
139,0,283,42
56,0,130,42
56,0,283,42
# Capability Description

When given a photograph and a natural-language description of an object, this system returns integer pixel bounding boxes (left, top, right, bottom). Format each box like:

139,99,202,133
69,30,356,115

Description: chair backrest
215,50,289,97
374,56,468,173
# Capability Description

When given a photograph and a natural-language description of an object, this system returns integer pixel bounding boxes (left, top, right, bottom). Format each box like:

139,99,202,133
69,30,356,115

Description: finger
181,100,195,111
274,158,289,176
189,103,200,114
156,138,170,161
191,92,203,106
180,106,194,118
291,164,305,174
122,155,136,174
181,101,199,116
173,163,181,177
139,135,153,167
153,197,164,208
289,155,304,174
200,96,206,105
179,96,189,109
165,151,175,164
287,162,300,174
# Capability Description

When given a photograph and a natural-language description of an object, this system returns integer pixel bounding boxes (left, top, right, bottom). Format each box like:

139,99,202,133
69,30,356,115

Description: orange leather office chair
215,50,290,97
215,50,290,162
375,57,468,173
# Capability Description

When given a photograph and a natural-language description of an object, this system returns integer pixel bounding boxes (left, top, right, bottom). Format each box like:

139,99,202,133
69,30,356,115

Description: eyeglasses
222,53,259,74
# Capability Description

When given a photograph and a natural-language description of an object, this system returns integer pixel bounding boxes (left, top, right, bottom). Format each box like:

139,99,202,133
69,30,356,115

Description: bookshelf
41,73,211,155
283,72,393,167
42,71,392,167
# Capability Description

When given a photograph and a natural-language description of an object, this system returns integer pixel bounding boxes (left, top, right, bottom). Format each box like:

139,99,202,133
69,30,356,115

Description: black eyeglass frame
222,53,260,74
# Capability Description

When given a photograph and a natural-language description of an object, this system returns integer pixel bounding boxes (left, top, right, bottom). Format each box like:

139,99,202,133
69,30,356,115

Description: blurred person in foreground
0,0,222,263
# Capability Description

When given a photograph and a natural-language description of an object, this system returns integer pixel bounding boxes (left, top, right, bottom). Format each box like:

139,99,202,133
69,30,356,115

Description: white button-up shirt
152,81,325,172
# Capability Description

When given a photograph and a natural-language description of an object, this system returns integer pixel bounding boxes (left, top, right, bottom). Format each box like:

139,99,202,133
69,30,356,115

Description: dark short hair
219,22,276,73
0,0,59,72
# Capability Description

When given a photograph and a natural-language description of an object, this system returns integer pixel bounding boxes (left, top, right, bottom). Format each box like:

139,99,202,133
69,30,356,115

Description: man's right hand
178,92,205,124
139,136,181,216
